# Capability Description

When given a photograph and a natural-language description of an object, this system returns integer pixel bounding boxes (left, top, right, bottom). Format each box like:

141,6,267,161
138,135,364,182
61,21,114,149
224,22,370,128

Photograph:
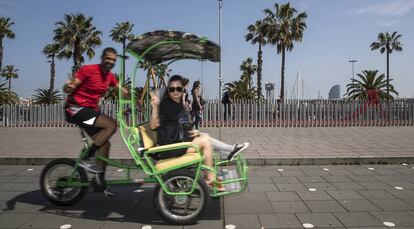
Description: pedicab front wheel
154,169,209,225
40,158,88,206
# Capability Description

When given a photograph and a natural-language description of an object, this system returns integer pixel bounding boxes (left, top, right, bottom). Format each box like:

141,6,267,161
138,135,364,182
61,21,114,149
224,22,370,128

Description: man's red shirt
67,64,118,110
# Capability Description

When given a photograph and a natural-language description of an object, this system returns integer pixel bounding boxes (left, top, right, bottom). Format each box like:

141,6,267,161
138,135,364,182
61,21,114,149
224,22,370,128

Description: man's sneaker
78,158,103,173
91,173,106,192
227,143,250,161
104,187,117,197
92,174,116,196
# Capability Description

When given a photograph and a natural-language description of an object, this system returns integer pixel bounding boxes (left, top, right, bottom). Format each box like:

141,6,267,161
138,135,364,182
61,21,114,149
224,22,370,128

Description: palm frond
32,89,62,105
345,70,398,100
53,13,102,73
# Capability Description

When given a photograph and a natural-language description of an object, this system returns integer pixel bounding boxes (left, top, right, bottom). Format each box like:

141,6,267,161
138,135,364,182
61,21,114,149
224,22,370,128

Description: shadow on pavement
3,185,222,226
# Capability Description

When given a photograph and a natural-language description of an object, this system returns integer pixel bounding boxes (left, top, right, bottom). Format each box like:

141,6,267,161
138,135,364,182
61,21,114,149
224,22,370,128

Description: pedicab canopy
126,30,220,64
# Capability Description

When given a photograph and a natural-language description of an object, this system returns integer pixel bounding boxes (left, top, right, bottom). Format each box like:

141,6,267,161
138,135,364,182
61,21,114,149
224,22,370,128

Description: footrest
210,154,249,197
221,169,241,191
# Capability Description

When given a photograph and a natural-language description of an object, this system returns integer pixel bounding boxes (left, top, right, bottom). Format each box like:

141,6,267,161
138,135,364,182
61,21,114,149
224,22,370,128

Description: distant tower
265,83,275,101
329,85,341,99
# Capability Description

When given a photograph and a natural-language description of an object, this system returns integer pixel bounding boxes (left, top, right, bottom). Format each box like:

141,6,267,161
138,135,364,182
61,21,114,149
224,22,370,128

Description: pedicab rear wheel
154,169,209,225
40,158,88,206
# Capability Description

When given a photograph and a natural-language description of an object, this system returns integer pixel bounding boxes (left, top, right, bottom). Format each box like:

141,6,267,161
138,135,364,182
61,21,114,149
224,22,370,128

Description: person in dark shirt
150,75,249,191
222,91,232,121
191,81,203,129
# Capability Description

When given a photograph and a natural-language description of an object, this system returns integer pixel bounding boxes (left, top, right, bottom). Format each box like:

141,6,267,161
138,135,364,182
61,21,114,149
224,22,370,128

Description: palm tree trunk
280,47,286,101
8,77,11,91
386,50,390,96
257,42,263,98
0,38,3,70
49,56,55,93
72,41,81,74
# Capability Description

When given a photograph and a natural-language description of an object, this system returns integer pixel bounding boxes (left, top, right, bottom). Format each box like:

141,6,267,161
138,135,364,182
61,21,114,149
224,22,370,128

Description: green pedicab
39,30,248,224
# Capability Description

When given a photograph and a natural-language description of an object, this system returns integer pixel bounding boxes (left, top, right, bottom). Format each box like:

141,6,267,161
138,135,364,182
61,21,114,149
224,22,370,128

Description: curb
0,156,413,166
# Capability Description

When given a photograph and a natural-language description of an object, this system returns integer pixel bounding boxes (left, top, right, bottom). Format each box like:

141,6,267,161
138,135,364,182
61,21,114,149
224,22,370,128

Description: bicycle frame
58,31,249,197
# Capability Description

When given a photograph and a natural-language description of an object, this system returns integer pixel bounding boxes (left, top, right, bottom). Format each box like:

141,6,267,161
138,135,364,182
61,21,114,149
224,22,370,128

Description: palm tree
225,78,257,100
370,31,403,96
264,3,307,101
225,58,258,100
110,22,135,82
32,88,62,105
0,65,18,91
245,19,267,98
110,22,135,51
0,80,19,104
42,43,59,93
345,70,398,100
239,57,257,91
53,13,102,74
0,17,15,70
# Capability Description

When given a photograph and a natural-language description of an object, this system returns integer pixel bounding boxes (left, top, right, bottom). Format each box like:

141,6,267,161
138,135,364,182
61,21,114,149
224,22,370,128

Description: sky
1,0,414,99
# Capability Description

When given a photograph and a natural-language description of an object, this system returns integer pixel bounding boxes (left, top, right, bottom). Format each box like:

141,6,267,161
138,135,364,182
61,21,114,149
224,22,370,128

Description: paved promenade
2,164,414,228
1,127,414,228
0,127,413,165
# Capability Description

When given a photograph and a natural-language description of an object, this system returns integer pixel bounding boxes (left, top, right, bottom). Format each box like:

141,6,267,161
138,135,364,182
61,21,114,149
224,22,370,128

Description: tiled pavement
1,127,414,228
1,165,414,228
1,127,414,165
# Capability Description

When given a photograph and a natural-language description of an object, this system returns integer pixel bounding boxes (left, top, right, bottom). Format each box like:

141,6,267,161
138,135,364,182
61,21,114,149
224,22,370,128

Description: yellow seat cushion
155,152,201,171
136,123,157,148
134,124,201,171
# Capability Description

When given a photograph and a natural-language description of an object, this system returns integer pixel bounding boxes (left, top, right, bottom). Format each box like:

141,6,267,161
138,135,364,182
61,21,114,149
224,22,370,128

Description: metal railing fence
1,99,413,127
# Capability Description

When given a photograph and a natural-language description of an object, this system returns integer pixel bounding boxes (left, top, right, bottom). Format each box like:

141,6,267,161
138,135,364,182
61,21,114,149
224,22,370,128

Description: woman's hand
149,90,160,129
189,130,200,138
149,90,160,107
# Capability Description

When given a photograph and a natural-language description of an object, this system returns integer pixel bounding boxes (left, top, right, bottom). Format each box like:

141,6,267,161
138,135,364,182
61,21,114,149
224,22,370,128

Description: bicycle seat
134,123,202,172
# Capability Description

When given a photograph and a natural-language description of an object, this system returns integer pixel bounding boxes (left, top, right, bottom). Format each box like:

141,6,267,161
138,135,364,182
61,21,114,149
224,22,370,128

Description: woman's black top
155,97,190,160
191,92,201,112
157,97,189,145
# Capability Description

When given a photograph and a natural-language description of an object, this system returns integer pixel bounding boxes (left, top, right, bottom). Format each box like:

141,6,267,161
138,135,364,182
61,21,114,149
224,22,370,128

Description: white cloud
375,19,400,27
346,0,414,17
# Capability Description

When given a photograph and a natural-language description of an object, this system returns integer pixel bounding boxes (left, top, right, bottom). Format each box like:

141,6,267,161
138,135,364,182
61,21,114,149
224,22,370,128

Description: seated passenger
149,75,249,190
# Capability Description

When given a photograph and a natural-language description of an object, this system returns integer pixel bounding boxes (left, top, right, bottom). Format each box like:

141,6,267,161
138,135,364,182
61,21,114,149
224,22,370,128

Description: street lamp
200,59,205,98
218,0,223,101
348,59,357,85
218,0,223,127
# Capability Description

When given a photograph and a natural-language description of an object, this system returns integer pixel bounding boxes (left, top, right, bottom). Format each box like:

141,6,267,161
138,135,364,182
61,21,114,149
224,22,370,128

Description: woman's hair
182,77,189,87
191,80,201,95
163,75,185,102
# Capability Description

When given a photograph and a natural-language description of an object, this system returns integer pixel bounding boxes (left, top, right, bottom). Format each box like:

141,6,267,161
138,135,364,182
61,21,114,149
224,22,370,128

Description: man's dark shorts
65,105,102,137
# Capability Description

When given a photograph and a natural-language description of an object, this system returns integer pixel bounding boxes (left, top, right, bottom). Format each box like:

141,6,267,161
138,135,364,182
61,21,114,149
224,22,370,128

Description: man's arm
114,83,131,99
63,77,82,94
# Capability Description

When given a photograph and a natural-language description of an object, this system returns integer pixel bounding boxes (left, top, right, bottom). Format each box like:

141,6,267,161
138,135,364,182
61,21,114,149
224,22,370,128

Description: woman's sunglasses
168,87,183,93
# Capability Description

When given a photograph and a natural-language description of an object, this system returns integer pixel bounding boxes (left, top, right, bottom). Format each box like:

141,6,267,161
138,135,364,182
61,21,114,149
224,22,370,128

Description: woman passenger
150,75,248,190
